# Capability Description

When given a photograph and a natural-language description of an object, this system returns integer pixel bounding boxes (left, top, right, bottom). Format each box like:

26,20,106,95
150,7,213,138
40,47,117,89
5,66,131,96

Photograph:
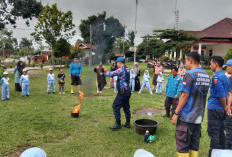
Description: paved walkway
6,65,65,72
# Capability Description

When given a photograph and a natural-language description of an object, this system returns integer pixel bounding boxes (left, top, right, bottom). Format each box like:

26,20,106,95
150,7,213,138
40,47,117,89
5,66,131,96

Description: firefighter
103,57,131,130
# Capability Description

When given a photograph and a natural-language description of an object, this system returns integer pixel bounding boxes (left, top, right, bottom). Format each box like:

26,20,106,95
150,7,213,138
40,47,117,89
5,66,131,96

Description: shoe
122,119,131,128
138,92,141,94
59,92,61,94
71,92,74,94
97,91,100,94
53,92,55,94
156,93,158,95
163,114,170,118
22,96,25,98
26,95,29,97
6,98,10,100
150,92,153,95
62,92,65,94
110,119,122,130
2,99,5,101
47,92,49,94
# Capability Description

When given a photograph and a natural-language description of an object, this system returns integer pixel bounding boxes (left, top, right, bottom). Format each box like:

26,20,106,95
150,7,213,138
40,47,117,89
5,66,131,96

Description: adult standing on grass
69,56,82,94
94,62,107,93
152,61,164,91
14,61,24,91
223,59,232,149
172,52,210,157
207,56,232,157
103,57,131,130
133,62,140,91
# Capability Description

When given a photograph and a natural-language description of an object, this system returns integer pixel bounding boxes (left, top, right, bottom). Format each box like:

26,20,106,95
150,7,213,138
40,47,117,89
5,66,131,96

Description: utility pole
134,0,138,63
89,24,92,65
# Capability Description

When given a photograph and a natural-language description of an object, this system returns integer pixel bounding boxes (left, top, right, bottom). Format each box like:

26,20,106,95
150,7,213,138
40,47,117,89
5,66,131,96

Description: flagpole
134,0,138,63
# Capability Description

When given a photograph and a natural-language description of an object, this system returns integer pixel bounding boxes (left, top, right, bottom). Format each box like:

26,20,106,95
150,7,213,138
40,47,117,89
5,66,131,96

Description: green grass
0,62,211,157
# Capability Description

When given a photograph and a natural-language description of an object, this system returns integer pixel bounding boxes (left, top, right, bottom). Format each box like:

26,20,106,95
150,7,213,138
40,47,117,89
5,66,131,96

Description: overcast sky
6,0,232,45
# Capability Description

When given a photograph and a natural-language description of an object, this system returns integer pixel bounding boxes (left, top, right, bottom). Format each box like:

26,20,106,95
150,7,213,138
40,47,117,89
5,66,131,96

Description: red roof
79,43,96,49
187,18,232,39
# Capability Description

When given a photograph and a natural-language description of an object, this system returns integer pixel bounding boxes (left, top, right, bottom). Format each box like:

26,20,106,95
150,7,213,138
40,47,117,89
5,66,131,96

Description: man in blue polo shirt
172,52,210,157
207,56,232,156
69,56,82,94
224,59,232,149
163,66,182,118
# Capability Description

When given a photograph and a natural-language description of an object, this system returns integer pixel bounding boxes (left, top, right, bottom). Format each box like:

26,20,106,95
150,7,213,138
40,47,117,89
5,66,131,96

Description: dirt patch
92,120,100,125
60,135,71,141
134,107,165,116
2,147,29,157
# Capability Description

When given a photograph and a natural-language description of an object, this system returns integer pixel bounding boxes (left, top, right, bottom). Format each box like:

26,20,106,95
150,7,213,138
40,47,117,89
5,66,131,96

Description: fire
72,92,84,114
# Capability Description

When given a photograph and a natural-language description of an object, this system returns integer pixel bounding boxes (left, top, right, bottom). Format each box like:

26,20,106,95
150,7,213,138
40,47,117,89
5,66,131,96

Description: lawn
0,62,210,157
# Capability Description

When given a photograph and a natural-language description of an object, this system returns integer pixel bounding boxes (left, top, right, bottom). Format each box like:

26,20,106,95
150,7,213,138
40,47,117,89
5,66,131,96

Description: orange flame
72,92,84,113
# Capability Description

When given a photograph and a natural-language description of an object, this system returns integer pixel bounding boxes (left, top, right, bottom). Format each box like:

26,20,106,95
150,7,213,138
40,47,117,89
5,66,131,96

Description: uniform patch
183,80,187,85
214,79,218,84
177,78,180,81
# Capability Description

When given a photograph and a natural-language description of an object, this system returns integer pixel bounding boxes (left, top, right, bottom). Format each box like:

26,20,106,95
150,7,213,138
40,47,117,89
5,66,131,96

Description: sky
5,0,232,46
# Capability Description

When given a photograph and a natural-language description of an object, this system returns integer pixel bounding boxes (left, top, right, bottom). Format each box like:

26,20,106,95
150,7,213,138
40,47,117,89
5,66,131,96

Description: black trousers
175,120,201,153
207,109,226,150
164,97,179,116
226,112,232,145
71,75,81,85
15,83,22,91
112,89,131,120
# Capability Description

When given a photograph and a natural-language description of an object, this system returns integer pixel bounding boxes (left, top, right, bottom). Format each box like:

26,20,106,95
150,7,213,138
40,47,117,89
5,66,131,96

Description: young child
20,69,30,97
1,71,9,101
57,68,65,94
156,72,164,95
47,68,55,94
139,70,153,95
130,69,135,93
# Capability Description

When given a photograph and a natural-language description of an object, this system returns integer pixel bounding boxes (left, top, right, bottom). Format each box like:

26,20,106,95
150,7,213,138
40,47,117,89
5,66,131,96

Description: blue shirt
69,62,82,76
142,73,150,82
104,66,130,88
20,75,30,84
130,72,135,80
179,68,210,124
207,70,231,109
165,75,182,98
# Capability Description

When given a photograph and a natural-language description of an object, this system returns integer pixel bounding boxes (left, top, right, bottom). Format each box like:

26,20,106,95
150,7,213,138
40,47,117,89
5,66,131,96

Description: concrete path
6,65,65,72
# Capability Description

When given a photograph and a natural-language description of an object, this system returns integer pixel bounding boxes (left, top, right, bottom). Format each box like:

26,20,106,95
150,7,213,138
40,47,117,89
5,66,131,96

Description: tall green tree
128,31,135,47
0,0,42,29
54,38,71,58
31,3,75,64
0,29,17,57
79,11,125,64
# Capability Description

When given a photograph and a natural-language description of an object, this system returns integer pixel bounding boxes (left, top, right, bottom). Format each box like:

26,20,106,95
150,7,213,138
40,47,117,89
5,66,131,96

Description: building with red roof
187,18,232,57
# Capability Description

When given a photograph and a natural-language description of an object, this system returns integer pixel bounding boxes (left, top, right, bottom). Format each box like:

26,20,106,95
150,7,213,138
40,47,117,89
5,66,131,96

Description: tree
225,48,232,61
113,39,130,57
128,31,135,46
154,29,199,62
0,0,42,30
31,3,75,64
18,38,33,64
79,11,125,64
0,29,17,57
54,38,71,58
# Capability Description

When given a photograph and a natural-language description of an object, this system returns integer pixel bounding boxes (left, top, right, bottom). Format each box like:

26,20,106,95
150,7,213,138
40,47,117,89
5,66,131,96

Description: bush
225,48,232,61
161,55,169,62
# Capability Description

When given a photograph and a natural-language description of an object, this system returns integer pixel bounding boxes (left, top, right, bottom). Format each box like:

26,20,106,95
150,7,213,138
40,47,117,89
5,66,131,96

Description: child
1,71,9,100
139,70,153,95
130,69,135,93
57,68,65,94
20,69,30,97
47,68,55,94
156,72,164,95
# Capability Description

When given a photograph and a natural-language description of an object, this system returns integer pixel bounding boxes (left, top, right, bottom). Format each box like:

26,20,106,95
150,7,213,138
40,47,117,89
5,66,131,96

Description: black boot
226,142,232,149
163,114,170,118
122,118,131,128
110,119,122,130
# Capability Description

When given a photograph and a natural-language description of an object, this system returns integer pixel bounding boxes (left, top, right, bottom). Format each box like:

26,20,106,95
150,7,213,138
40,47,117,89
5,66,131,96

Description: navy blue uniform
225,76,232,148
105,65,131,120
207,70,231,151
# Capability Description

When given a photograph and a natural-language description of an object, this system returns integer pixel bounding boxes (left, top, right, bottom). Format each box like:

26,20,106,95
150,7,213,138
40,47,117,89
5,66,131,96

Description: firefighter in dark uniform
103,57,131,130
224,59,232,149
207,56,232,156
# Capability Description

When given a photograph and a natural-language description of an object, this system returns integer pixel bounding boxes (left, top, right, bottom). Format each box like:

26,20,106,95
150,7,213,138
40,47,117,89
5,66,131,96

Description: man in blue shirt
163,66,182,118
207,56,232,156
172,52,210,157
69,56,82,94
224,59,232,149
103,57,131,130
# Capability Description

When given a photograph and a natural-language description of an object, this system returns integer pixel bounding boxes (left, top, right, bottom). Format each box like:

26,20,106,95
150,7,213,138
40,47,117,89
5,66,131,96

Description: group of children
0,68,66,100
129,69,164,95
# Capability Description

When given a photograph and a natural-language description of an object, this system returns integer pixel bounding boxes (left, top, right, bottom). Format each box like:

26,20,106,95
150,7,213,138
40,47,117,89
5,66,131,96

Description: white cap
134,149,155,157
3,71,8,75
23,69,28,72
49,68,53,71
